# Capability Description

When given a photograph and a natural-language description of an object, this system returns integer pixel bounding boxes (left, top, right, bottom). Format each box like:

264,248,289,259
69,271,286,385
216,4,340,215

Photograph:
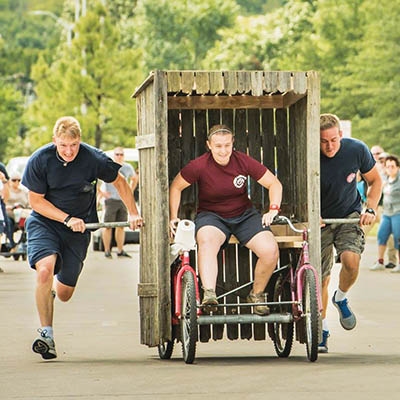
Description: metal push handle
85,221,130,230
321,218,360,224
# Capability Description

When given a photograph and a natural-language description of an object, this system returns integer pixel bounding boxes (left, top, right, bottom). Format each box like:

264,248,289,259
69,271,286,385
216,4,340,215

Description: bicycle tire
302,268,319,362
180,270,197,364
272,274,294,357
157,340,174,360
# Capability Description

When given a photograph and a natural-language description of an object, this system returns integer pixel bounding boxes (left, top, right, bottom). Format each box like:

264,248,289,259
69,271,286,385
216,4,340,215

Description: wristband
63,215,72,226
269,204,281,212
365,208,376,216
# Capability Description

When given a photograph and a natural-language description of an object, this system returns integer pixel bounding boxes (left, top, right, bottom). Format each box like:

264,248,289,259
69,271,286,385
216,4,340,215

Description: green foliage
0,82,24,161
27,1,144,151
133,0,239,70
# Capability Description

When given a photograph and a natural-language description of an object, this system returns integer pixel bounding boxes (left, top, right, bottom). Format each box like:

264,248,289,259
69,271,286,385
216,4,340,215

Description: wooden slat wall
136,81,159,346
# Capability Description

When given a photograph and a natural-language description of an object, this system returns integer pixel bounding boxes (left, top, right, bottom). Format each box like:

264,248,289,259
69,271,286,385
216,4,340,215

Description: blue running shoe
318,330,330,353
332,291,356,330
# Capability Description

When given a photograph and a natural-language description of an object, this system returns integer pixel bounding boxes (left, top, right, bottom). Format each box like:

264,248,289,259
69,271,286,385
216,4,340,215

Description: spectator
369,149,397,269
371,155,400,272
101,147,138,258
4,171,29,250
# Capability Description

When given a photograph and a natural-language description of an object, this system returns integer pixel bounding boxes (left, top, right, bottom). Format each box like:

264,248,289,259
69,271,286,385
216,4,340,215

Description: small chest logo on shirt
347,172,356,183
233,175,247,188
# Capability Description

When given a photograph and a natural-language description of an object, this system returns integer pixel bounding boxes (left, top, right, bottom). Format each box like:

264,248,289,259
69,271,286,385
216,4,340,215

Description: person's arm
130,173,139,192
0,171,9,202
112,172,143,230
169,173,191,236
257,170,283,226
361,165,382,225
28,191,69,223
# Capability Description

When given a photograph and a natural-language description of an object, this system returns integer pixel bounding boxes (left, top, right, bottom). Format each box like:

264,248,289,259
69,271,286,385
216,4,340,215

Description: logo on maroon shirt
233,175,247,188
346,172,356,183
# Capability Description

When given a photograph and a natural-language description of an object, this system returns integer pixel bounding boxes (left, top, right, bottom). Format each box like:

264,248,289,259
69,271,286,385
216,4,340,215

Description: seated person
5,172,30,246
169,124,282,315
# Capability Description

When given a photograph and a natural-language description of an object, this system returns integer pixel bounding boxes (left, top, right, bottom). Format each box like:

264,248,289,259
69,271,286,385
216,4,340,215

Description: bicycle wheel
180,270,197,364
272,274,294,358
158,340,174,359
302,268,319,362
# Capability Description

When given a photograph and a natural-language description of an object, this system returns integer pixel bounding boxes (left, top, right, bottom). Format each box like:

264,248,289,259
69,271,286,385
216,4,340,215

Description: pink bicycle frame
173,250,201,318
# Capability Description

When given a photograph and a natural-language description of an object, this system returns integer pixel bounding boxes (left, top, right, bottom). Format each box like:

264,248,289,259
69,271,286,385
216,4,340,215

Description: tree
133,0,239,70
0,82,24,160
27,1,144,151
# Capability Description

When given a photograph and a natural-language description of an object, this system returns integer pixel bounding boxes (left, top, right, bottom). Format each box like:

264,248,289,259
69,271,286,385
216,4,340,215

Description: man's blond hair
320,113,341,131
53,116,81,139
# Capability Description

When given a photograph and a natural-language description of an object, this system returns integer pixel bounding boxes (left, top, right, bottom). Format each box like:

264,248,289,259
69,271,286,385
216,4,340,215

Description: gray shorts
321,212,365,280
103,199,127,222
195,208,271,248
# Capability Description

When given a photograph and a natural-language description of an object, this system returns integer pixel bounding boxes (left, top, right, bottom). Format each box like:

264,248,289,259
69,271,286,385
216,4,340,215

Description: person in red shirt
169,124,282,315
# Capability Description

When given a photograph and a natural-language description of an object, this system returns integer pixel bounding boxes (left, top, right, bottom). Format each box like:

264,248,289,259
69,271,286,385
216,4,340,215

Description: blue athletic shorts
26,215,91,287
195,208,271,248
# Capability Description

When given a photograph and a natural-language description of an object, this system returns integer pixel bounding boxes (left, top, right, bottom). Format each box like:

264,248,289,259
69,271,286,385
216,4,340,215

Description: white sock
322,319,329,332
335,288,347,302
42,326,54,338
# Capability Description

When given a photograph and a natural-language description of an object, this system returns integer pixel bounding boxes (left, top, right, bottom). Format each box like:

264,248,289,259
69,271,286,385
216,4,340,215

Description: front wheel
272,274,294,358
158,340,174,359
180,270,197,364
302,268,319,362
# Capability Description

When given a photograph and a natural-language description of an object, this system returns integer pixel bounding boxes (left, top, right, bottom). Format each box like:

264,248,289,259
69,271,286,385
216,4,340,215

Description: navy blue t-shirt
22,142,120,223
320,138,375,218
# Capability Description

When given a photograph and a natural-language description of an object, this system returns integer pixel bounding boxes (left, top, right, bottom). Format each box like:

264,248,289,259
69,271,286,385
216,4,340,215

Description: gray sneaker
32,329,57,360
332,291,356,330
247,291,270,316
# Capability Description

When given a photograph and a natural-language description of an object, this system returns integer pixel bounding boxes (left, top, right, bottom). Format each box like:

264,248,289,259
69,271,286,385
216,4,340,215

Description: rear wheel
302,268,319,362
158,340,174,359
180,271,197,364
272,274,294,357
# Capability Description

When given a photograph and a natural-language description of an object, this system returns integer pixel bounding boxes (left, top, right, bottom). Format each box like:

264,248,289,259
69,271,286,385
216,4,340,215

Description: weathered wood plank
195,71,210,94
250,71,263,96
167,71,181,93
181,71,195,94
223,71,238,95
168,95,284,110
209,71,224,94
292,71,308,94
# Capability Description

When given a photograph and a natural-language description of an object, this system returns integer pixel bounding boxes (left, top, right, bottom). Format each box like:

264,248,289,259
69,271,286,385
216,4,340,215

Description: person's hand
360,210,376,226
169,218,180,238
319,217,326,228
66,217,86,233
128,214,144,230
262,210,278,227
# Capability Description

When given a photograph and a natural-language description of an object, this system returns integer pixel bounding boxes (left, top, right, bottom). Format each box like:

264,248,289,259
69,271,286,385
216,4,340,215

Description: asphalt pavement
1,236,400,400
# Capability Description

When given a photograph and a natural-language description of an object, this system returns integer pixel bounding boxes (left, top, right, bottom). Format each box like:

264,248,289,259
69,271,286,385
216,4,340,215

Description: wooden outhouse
133,70,320,347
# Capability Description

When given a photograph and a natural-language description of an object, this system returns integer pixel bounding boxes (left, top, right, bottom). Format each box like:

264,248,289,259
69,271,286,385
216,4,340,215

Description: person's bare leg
321,276,330,320
196,226,225,290
246,231,279,293
115,227,125,253
338,250,360,292
378,244,387,261
35,255,57,327
102,228,112,253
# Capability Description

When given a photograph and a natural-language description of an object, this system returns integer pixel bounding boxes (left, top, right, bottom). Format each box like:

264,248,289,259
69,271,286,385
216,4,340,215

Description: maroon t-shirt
180,151,268,218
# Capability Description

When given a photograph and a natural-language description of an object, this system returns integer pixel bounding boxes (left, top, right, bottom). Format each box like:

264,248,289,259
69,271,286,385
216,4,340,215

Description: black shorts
195,208,271,248
26,215,90,287
103,199,128,223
